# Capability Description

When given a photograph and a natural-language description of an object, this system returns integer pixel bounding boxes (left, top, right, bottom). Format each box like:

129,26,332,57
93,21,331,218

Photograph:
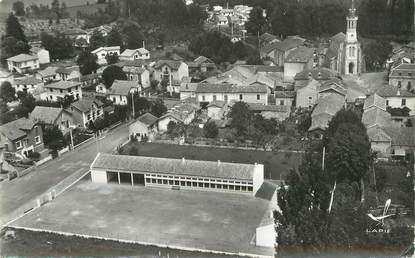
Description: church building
326,0,363,76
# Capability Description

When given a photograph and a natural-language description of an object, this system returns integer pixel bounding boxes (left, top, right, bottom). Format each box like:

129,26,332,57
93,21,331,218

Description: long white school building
90,153,264,196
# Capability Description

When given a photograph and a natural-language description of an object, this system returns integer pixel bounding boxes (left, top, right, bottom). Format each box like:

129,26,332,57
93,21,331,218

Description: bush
27,151,41,161
203,121,218,138
129,147,139,155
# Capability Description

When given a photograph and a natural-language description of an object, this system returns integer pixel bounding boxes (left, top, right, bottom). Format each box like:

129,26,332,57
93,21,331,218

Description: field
119,142,303,180
7,181,274,257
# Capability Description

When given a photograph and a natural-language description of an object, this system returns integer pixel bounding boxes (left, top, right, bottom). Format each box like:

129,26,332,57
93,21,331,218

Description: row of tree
244,0,413,38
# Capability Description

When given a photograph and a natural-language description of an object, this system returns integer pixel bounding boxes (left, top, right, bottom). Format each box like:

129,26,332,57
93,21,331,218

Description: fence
58,146,70,156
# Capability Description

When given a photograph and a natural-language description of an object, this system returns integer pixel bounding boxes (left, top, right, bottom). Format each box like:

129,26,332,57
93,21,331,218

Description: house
41,81,82,102
69,97,104,128
31,47,50,64
294,67,338,89
362,94,392,129
260,38,304,66
108,80,141,105
187,56,217,74
248,103,291,121
274,90,295,106
158,103,199,132
259,33,280,49
308,94,345,136
296,79,320,108
283,46,315,81
91,46,121,65
207,100,229,120
376,84,415,115
7,54,40,73
122,66,150,89
196,83,268,105
389,63,415,91
95,83,108,94
0,118,44,158
317,79,347,100
29,106,74,135
129,113,159,141
56,66,81,81
71,73,101,88
180,81,198,100
64,28,89,43
154,60,189,82
14,76,44,95
36,66,60,82
119,48,150,61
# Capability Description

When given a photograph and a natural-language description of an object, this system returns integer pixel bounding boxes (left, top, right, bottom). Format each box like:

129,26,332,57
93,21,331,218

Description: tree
167,121,178,138
76,50,99,75
203,121,218,138
16,91,36,118
40,32,74,60
245,6,268,35
5,13,26,42
363,40,392,71
0,81,16,103
105,53,119,65
246,54,263,65
13,1,25,16
1,14,30,64
106,28,123,49
42,124,67,150
102,65,127,88
88,29,106,51
228,101,252,136
150,98,167,117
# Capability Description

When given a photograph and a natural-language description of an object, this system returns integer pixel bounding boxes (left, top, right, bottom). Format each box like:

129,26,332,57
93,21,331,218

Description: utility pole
131,91,135,118
322,146,325,170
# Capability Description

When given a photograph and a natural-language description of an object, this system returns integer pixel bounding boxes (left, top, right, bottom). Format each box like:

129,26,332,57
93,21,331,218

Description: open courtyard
9,180,275,257
119,142,302,180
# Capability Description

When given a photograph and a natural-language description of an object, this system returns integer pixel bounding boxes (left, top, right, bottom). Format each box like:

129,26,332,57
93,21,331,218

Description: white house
196,83,268,105
154,60,189,83
7,54,40,73
119,48,150,61
36,66,60,82
30,106,74,135
56,66,81,81
377,84,415,115
207,100,229,120
70,97,104,128
91,46,121,65
180,81,198,100
283,46,314,82
129,113,159,141
296,79,320,109
31,47,50,64
108,80,140,105
158,103,199,132
41,81,82,102
14,76,44,95
122,66,150,89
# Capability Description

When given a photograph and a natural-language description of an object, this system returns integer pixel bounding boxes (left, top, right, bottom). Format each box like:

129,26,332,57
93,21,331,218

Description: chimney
218,160,221,166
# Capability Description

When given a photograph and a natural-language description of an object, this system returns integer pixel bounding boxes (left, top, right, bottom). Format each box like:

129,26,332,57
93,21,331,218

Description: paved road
0,124,129,225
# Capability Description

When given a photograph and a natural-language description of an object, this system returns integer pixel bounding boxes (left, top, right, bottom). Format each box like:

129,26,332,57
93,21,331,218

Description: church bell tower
344,0,360,75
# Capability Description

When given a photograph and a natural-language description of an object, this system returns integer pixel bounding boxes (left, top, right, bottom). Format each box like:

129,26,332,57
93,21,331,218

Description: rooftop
91,46,120,54
294,68,338,81
7,53,38,62
363,94,387,111
0,117,36,141
44,80,81,89
196,83,268,94
362,108,392,129
376,85,415,98
248,103,290,113
15,76,42,85
285,46,314,63
29,106,67,124
71,97,103,113
136,113,158,126
110,80,139,96
262,38,303,53
91,153,260,180
154,60,183,70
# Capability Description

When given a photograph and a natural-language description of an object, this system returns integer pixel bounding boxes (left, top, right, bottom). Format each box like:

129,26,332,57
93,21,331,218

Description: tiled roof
376,85,415,97
180,82,198,92
37,66,58,77
71,97,103,113
390,63,415,78
262,38,303,53
91,46,120,54
362,108,392,128
160,103,198,122
30,106,66,124
110,80,138,96
259,33,280,43
294,68,337,81
122,66,146,74
56,66,79,75
44,80,81,89
120,49,137,57
0,118,36,141
91,153,258,180
318,79,347,96
207,100,226,108
285,46,314,63
248,103,290,112
255,180,278,201
7,53,38,62
331,32,346,43
274,91,296,98
363,94,387,111
136,113,158,126
196,83,268,93
367,126,392,142
15,76,42,85
383,127,415,147
309,94,345,131
309,113,336,131
194,56,212,65
154,60,183,70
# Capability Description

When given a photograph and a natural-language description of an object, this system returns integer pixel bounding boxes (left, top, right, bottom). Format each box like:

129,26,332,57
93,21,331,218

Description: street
0,124,129,226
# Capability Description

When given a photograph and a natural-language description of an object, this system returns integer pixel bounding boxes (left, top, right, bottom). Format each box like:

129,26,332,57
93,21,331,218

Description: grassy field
120,142,303,180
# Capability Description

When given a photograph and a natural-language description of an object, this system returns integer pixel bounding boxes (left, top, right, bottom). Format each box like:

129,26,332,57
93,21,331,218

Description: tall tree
101,65,127,87
12,1,25,16
245,6,268,35
106,28,123,49
76,51,99,75
228,101,252,136
88,29,106,51
40,32,74,60
0,81,16,103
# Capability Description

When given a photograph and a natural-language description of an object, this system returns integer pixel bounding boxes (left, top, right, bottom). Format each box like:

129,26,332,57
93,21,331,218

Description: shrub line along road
0,124,129,226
